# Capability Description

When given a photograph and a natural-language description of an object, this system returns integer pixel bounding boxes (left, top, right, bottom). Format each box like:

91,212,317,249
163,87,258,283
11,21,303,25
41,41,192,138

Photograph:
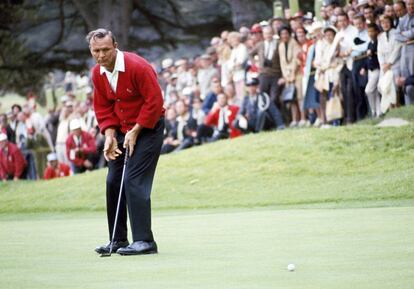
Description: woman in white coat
377,15,402,113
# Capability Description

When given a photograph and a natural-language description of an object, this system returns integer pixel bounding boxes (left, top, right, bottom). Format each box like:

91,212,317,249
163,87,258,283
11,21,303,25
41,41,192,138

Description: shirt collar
100,49,125,75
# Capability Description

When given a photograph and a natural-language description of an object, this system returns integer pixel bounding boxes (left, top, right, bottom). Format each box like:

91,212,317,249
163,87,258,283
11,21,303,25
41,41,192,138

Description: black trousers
340,66,355,123
106,118,164,242
259,74,280,102
351,59,368,121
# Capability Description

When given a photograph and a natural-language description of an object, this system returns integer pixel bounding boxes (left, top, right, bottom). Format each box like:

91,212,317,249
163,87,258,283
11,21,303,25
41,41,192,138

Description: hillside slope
0,123,413,213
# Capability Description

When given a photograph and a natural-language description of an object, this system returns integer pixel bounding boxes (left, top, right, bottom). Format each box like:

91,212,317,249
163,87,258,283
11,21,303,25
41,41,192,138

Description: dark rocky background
1,0,313,95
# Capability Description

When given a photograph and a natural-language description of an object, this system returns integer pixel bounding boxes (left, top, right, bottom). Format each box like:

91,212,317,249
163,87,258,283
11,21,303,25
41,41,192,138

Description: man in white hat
43,152,71,180
0,133,27,182
65,119,97,174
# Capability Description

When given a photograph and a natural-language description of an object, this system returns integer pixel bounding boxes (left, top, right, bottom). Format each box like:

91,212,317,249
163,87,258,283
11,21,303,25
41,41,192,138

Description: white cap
0,133,7,142
69,119,82,130
47,153,58,162
60,95,70,103
161,58,174,70
356,0,368,7
182,87,193,96
85,86,93,94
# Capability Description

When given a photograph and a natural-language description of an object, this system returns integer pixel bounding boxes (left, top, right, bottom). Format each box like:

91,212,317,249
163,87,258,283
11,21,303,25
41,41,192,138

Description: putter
101,147,129,257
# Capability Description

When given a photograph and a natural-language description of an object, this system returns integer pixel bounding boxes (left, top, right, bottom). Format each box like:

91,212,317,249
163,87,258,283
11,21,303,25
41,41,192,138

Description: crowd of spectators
1,0,414,181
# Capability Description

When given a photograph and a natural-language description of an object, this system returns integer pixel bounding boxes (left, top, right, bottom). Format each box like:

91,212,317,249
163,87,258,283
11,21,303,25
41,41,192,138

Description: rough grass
1,122,413,213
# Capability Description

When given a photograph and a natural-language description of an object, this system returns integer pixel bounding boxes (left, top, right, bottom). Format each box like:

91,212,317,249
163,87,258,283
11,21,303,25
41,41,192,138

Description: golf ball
287,264,295,271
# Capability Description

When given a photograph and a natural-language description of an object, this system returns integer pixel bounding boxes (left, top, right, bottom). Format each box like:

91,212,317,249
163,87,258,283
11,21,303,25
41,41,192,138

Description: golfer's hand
123,124,142,157
103,134,122,161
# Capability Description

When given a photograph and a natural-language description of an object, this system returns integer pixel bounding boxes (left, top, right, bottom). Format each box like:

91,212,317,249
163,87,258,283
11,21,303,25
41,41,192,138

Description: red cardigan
205,105,241,139
43,163,71,180
0,142,27,180
65,131,97,167
92,52,164,134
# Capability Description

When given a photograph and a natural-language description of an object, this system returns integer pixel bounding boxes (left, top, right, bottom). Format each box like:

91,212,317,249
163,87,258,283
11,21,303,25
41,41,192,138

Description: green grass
358,105,414,125
0,123,413,213
0,107,413,289
0,207,413,289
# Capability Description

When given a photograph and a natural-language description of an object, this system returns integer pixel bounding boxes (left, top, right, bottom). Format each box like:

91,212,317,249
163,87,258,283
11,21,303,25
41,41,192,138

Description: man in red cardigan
43,152,71,180
204,93,241,141
0,133,27,182
88,29,164,256
66,119,97,174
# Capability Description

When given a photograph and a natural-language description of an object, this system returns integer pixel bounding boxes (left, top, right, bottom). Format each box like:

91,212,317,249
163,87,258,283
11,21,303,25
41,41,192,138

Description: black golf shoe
95,240,129,254
116,241,158,255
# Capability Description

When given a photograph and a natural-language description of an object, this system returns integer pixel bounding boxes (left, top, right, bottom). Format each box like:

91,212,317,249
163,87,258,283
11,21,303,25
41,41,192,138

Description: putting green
1,206,413,289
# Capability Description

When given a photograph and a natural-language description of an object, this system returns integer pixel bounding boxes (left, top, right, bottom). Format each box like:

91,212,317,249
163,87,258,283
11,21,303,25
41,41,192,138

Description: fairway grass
1,207,413,289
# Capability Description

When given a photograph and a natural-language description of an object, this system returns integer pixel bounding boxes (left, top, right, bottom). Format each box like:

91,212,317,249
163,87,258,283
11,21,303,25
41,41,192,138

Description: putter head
100,245,113,257
100,251,111,257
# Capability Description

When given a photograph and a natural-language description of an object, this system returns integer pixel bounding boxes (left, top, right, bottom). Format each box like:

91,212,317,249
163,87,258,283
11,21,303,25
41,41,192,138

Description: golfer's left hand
123,125,142,157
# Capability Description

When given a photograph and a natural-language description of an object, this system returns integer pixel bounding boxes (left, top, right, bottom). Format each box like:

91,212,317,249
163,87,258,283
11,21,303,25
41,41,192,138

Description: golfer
87,29,164,255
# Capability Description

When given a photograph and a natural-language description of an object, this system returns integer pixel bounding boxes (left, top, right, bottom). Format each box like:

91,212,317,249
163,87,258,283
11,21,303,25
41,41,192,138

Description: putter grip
124,147,129,164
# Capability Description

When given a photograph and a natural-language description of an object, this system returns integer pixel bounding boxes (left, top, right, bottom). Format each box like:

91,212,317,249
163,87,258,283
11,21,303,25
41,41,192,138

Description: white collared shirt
264,39,276,60
100,49,125,93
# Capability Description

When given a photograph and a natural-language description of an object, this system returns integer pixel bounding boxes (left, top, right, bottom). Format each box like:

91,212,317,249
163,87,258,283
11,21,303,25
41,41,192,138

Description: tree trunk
72,0,132,49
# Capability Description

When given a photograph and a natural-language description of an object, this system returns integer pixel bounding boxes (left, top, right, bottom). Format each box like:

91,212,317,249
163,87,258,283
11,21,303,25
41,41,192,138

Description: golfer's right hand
103,136,122,161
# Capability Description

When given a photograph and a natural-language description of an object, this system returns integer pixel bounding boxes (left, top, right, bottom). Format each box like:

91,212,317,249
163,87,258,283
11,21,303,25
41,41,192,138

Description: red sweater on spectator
65,131,97,167
0,142,27,180
43,163,71,180
92,51,164,134
205,105,241,138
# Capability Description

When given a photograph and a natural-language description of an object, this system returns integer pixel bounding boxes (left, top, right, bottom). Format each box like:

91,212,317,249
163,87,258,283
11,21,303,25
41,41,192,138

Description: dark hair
395,1,406,9
353,14,366,22
363,5,374,12
11,104,22,112
367,23,380,32
278,25,292,36
337,12,349,19
86,28,116,45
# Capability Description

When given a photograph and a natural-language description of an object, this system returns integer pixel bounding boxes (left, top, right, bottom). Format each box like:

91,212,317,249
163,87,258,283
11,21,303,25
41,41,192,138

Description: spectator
337,12,358,124
393,1,407,26
228,31,249,105
315,26,344,126
234,78,285,133
303,21,323,127
197,54,218,100
202,77,222,114
351,14,370,121
378,15,401,112
0,113,15,143
43,152,71,180
65,119,97,174
0,133,27,181
56,101,74,165
395,0,414,104
203,93,241,142
278,25,303,127
249,26,283,105
161,108,179,154
174,100,197,152
363,23,381,117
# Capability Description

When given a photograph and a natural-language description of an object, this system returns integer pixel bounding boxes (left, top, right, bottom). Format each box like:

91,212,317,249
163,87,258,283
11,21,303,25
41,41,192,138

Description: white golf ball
287,264,295,271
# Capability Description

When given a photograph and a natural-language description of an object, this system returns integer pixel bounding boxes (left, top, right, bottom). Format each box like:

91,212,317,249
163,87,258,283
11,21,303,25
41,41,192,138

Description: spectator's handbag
281,83,296,102
314,72,325,93
326,93,344,122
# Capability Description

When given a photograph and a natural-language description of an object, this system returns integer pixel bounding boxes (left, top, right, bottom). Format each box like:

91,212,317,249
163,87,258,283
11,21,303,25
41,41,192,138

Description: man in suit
249,26,283,103
233,78,285,133
88,28,164,255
